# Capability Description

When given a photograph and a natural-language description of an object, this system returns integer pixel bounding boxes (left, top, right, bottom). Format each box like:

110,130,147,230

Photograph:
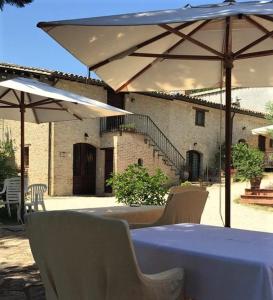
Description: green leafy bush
232,143,264,182
0,135,17,188
106,164,168,206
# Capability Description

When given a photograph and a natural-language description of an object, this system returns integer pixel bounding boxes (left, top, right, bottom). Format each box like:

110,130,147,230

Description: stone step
240,195,273,205
244,189,273,196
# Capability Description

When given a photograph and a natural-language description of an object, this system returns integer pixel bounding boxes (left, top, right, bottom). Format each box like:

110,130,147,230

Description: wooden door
73,143,96,195
104,148,114,193
106,90,125,130
258,135,266,152
187,150,201,181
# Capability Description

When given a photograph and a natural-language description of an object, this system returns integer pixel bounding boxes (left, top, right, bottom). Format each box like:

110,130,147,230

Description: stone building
0,63,270,196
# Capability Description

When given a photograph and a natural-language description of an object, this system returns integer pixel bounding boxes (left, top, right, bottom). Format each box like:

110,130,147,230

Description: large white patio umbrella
37,0,273,227
0,77,130,219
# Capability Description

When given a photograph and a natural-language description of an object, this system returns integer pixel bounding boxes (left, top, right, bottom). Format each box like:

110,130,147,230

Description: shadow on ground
0,264,45,300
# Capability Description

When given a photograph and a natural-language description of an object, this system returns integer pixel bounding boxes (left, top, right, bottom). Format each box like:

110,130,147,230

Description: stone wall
125,93,269,173
101,132,180,186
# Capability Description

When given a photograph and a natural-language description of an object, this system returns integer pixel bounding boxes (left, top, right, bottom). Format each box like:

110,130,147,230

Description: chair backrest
156,190,209,225
169,185,206,194
26,211,149,300
6,177,28,204
28,184,47,203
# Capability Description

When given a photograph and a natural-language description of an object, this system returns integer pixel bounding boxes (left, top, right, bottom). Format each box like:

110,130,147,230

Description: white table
132,224,273,300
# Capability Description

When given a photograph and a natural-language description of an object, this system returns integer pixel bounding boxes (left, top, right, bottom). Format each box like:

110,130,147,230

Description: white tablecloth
132,224,273,300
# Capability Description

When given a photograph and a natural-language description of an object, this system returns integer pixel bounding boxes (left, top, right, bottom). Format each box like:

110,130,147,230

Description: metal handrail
100,114,185,176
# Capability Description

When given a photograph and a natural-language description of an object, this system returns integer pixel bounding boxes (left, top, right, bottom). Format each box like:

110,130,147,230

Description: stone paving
0,226,45,300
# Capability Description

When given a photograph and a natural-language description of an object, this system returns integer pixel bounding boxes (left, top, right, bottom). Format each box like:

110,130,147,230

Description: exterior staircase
100,114,185,177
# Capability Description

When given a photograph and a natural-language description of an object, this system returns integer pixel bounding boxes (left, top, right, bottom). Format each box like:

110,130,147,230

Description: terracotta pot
250,177,262,190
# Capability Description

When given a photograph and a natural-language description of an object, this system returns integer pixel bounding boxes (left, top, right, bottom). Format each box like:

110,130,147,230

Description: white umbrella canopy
38,0,273,227
0,77,130,220
252,124,273,135
0,77,129,122
38,1,273,92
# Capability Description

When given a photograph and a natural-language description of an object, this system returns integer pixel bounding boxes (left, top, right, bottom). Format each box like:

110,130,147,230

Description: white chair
25,184,47,213
26,211,185,300
130,188,209,229
0,176,28,218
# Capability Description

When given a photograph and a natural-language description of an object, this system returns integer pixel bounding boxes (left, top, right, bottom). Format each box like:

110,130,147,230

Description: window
195,109,205,127
137,158,143,166
270,139,273,148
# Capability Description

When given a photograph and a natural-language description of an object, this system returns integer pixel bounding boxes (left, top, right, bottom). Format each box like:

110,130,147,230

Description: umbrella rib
159,24,224,58
130,53,221,60
89,21,197,71
234,29,273,58
12,89,21,104
244,16,273,37
0,88,12,101
55,102,83,120
236,49,273,60
26,93,39,124
115,20,212,92
30,107,68,111
254,14,273,24
0,99,19,107
26,98,59,108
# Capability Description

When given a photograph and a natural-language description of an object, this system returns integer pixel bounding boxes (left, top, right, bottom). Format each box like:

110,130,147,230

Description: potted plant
119,123,136,132
232,143,264,190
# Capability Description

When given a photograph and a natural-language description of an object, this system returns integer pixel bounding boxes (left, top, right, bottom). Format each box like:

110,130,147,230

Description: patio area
1,177,273,299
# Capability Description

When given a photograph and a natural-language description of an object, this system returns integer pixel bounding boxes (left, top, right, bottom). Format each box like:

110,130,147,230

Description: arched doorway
187,150,201,181
73,143,96,195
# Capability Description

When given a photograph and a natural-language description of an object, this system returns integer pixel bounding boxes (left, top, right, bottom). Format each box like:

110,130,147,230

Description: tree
0,0,33,10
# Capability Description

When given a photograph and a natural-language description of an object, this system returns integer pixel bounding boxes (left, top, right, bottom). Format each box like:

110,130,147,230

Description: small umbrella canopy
0,77,130,220
38,1,273,92
252,124,273,136
38,0,273,227
0,77,129,122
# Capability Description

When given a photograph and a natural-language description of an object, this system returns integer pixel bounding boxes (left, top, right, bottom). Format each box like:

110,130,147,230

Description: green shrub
232,143,264,182
0,135,17,188
106,164,168,206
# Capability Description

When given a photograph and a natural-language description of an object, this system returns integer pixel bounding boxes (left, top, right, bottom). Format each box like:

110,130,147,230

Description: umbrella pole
225,65,232,228
20,92,25,222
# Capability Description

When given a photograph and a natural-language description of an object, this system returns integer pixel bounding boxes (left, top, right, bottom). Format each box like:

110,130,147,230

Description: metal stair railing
100,114,185,176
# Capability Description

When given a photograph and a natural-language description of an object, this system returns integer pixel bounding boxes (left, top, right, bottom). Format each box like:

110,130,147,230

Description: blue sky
1,0,218,77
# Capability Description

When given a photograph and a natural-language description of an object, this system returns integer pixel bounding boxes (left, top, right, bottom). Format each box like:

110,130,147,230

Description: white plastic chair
0,176,28,218
25,184,47,213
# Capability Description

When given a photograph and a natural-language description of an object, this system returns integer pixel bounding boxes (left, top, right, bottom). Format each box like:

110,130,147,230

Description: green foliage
0,135,17,187
180,181,192,187
106,164,168,206
119,123,136,131
0,0,33,10
232,143,264,182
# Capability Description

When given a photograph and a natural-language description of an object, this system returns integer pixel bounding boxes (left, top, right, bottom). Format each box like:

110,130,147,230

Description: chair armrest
143,268,185,300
